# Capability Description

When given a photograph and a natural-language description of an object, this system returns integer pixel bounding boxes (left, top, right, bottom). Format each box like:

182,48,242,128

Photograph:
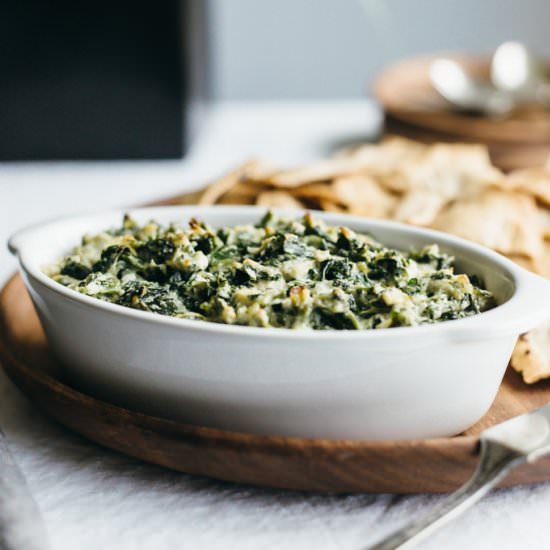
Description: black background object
0,0,209,160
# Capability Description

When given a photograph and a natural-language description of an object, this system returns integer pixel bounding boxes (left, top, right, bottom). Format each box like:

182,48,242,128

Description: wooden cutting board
2,273,550,494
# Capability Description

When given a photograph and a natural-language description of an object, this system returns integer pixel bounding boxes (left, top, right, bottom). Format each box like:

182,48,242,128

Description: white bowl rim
8,204,550,341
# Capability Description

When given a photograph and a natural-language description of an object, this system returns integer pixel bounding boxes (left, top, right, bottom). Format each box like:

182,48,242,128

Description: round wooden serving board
2,274,550,494
374,54,550,144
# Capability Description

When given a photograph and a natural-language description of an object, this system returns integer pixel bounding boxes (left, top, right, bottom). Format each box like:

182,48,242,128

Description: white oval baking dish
8,206,550,440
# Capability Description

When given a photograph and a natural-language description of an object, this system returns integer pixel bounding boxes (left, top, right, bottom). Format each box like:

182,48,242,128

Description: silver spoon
429,58,514,116
491,41,550,107
365,401,550,550
430,42,550,115
492,41,543,98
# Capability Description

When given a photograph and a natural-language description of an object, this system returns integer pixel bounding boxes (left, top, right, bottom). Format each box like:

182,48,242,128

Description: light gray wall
208,0,550,99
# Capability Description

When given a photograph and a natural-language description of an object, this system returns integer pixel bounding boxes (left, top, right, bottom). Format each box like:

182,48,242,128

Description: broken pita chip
374,143,500,197
534,241,550,279
505,169,550,207
400,143,502,197
239,161,284,185
332,175,396,218
217,195,255,205
425,143,501,178
258,157,368,188
318,199,347,213
227,181,272,200
290,183,341,202
431,189,544,259
341,137,428,193
537,207,550,240
154,189,204,207
216,189,257,205
511,323,550,384
198,160,257,205
337,136,426,165
254,138,427,189
393,189,446,226
255,190,304,209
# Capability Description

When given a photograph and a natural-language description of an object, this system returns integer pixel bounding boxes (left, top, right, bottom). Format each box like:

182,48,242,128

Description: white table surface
1,101,549,550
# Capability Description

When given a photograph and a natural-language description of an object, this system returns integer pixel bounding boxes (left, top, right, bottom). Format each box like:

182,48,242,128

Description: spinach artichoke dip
48,212,495,330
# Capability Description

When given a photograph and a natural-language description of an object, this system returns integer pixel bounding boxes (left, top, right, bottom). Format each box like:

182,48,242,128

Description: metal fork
367,402,550,550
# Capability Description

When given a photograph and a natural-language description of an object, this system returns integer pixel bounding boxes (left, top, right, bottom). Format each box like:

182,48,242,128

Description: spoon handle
365,440,525,550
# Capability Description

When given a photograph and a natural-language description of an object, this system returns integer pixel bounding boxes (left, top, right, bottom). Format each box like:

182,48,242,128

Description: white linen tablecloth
1,101,549,550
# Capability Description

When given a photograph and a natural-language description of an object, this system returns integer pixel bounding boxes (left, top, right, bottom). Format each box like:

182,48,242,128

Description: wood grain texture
2,274,550,494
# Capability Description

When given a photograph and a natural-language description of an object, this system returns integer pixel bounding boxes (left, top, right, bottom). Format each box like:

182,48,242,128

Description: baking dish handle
8,230,26,256
7,226,35,257
449,270,550,341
